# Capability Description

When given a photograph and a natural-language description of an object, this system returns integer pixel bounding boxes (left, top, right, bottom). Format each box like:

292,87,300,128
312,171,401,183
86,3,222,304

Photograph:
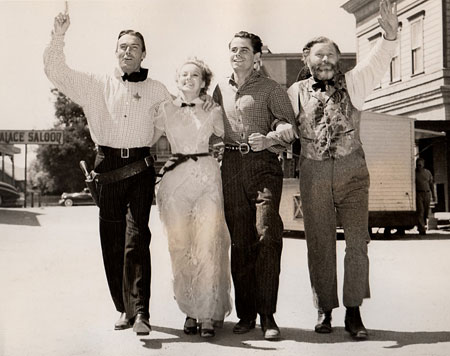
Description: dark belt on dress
93,146,155,184
158,152,210,177
224,143,251,154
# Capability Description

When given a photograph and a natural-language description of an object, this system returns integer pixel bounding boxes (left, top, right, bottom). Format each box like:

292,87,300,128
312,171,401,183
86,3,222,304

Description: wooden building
342,0,450,212
0,144,22,188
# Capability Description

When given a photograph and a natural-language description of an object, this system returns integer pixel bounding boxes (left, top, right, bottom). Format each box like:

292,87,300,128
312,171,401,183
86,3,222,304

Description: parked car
0,181,23,207
59,187,95,207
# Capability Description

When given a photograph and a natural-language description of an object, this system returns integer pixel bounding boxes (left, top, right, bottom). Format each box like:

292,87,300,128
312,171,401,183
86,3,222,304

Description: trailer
280,111,416,235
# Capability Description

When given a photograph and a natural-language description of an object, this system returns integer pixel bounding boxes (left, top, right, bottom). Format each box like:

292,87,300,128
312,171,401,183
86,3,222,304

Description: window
390,24,402,82
410,14,424,75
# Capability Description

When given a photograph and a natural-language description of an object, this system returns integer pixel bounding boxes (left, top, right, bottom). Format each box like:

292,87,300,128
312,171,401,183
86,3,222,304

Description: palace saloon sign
0,130,64,145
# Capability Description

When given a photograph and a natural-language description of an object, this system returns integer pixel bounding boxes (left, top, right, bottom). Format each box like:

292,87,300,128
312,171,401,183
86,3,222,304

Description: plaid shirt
213,71,295,146
44,34,172,148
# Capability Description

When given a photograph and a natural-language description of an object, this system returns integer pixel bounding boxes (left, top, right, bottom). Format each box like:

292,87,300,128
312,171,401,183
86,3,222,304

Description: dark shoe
199,319,215,338
232,318,256,334
133,313,151,336
345,307,368,340
315,309,332,333
260,314,281,341
114,312,131,330
184,316,197,335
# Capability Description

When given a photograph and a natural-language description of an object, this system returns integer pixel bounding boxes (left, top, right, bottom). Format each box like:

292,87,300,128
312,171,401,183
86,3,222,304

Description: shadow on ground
0,209,41,226
139,323,450,350
283,230,450,241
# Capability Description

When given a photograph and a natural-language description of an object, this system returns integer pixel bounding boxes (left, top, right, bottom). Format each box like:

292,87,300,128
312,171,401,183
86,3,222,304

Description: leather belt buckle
121,148,129,159
238,143,250,154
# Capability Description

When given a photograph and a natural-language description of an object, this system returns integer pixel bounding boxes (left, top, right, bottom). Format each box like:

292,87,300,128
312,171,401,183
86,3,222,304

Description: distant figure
415,158,435,235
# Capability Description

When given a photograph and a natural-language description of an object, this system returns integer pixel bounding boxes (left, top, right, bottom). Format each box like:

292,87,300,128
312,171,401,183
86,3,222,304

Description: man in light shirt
44,11,172,335
415,158,435,235
287,0,398,340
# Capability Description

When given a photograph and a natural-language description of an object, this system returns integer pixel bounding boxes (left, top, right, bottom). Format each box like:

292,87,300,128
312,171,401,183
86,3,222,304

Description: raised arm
345,0,399,109
43,9,97,107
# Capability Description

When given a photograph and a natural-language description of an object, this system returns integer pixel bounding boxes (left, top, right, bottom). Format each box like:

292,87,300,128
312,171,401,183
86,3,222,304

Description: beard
309,62,340,80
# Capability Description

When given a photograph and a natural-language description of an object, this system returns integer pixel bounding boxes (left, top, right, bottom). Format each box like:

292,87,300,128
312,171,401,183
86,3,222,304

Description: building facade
342,0,450,212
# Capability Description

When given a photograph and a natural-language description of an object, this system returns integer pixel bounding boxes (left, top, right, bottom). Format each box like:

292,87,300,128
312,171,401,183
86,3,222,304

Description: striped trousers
95,150,155,320
221,150,284,320
299,147,371,312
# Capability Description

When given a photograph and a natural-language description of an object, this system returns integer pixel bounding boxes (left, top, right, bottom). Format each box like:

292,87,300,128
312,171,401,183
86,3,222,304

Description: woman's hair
229,31,263,54
176,57,213,97
117,30,146,52
302,36,341,58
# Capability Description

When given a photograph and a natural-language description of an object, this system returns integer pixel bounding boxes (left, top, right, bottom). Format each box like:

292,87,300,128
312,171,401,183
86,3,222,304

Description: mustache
309,62,339,74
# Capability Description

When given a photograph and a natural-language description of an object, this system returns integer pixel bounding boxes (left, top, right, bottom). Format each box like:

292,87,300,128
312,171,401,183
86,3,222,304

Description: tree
31,89,96,194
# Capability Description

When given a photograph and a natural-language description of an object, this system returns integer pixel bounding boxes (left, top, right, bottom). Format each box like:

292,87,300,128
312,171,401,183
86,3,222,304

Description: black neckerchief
122,68,149,82
311,77,335,92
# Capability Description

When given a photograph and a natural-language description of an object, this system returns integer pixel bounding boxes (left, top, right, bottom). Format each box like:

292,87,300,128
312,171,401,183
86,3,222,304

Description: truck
280,111,418,236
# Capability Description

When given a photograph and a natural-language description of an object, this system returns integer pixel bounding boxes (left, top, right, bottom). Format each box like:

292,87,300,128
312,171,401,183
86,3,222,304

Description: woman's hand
200,94,218,111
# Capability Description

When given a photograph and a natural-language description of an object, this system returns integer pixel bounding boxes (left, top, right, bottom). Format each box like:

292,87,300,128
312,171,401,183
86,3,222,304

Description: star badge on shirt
133,92,141,101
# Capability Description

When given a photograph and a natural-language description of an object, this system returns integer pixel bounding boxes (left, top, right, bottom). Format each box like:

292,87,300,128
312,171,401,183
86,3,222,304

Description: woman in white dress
151,58,232,338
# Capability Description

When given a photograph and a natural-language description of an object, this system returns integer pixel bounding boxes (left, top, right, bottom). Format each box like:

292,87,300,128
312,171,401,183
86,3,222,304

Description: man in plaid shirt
213,31,296,341
44,10,171,335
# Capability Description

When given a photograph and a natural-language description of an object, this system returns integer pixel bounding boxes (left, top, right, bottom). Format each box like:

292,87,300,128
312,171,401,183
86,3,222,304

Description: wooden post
24,144,27,208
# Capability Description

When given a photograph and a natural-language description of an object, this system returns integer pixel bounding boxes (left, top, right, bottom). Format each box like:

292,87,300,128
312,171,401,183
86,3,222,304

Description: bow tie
181,102,195,107
122,68,148,82
312,78,335,92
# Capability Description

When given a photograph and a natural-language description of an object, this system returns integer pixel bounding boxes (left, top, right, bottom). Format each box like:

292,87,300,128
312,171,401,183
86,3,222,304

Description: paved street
1,206,450,356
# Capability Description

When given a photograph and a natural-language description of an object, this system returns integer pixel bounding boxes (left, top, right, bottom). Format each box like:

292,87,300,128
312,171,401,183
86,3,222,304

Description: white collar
173,95,204,107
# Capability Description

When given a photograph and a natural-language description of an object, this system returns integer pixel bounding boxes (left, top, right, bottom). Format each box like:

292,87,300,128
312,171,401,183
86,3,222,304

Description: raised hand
53,2,70,35
378,0,398,40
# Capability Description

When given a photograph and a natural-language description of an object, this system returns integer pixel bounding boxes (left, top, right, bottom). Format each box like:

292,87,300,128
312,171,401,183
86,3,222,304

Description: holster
84,177,100,207
79,160,100,207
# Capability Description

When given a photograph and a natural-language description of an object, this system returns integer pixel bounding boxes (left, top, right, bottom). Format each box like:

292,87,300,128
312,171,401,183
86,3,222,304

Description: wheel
64,199,73,207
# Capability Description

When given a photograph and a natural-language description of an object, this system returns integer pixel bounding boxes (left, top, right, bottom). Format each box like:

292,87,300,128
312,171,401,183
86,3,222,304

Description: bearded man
287,0,398,340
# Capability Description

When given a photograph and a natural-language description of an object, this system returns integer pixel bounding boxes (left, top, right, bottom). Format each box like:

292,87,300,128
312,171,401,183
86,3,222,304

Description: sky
0,0,357,168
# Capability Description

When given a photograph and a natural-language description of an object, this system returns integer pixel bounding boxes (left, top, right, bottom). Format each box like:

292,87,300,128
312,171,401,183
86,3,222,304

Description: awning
0,143,21,155
414,128,446,140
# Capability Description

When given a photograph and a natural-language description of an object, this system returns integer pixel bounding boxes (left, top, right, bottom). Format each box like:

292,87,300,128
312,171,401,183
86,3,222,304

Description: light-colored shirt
154,96,224,154
44,34,172,148
416,168,434,193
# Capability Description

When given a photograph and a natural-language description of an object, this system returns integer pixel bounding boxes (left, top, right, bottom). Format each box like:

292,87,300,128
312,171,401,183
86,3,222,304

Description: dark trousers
221,150,283,320
299,148,371,311
95,150,155,319
416,191,431,233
